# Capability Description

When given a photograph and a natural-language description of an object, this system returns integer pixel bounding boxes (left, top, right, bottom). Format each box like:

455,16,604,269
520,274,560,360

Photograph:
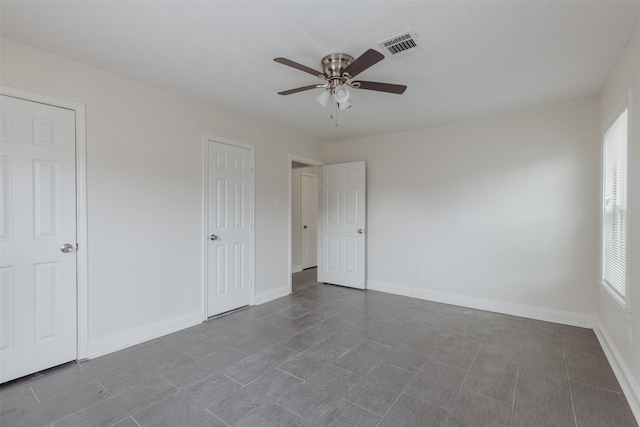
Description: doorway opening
288,157,367,293
289,156,322,294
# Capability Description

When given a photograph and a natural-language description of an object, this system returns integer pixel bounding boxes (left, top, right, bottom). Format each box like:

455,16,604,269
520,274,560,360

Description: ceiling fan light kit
274,48,407,121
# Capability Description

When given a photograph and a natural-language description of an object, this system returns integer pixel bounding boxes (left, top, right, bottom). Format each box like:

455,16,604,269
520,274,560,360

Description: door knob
60,243,74,253
209,234,219,241
303,225,308,229
357,229,365,234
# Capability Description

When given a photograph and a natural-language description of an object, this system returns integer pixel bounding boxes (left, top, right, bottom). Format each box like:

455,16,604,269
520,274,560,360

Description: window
602,107,629,302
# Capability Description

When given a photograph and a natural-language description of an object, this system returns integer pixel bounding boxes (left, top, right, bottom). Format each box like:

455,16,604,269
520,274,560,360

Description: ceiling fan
274,49,407,111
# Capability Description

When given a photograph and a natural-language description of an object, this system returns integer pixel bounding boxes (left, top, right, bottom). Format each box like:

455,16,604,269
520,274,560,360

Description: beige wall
326,98,600,324
0,38,323,354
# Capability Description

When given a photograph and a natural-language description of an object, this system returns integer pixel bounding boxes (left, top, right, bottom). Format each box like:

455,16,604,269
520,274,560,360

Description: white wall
0,39,323,356
326,98,600,326
598,21,640,418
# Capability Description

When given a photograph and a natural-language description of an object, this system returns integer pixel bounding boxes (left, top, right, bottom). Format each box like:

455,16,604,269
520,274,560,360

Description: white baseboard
367,280,596,328
595,325,640,423
86,310,204,359
254,285,290,305
292,265,303,273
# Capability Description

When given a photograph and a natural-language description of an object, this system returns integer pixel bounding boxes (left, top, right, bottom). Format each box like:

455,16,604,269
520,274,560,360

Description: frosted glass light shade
334,85,350,103
316,89,331,108
338,99,352,110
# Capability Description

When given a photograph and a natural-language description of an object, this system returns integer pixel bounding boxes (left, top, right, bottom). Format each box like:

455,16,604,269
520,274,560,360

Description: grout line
393,370,418,417
304,363,331,383
417,349,435,372
96,380,113,398
206,409,231,427
342,397,384,417
275,401,311,423
161,377,180,391
378,390,406,419
509,336,523,422
563,349,579,427
346,380,358,393
457,338,483,398
161,377,180,390
29,386,41,404
362,359,382,377
129,416,143,427
275,367,306,382
222,373,246,387
383,360,420,375
568,378,626,394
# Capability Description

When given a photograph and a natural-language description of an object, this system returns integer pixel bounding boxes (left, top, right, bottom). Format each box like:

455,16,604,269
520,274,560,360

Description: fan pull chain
330,97,334,121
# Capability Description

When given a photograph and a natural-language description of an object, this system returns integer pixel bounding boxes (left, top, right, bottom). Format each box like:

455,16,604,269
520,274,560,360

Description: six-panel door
318,161,366,289
0,95,77,383
207,140,252,316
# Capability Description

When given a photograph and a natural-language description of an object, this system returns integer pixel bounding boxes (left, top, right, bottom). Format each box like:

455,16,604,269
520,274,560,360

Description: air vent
377,31,422,60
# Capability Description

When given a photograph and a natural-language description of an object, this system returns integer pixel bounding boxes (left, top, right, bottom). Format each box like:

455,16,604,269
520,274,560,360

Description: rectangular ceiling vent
377,31,422,60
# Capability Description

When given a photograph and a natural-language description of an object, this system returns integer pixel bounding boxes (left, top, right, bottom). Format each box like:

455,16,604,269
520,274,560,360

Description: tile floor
1,268,637,426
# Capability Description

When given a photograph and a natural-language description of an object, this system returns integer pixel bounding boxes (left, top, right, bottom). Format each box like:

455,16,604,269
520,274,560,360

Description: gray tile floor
1,267,638,426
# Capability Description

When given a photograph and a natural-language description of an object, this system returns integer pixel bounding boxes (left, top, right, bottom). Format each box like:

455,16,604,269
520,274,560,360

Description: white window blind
602,108,628,299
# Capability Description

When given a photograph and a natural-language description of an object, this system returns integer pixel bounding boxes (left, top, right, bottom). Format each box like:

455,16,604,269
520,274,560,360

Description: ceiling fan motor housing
321,53,354,85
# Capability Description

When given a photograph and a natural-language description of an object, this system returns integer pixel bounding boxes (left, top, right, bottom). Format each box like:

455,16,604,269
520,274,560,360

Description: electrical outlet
417,267,424,277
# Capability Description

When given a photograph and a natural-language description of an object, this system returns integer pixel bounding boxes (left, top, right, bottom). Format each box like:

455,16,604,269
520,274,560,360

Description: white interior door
301,173,317,269
207,139,252,316
0,95,77,383
318,161,366,289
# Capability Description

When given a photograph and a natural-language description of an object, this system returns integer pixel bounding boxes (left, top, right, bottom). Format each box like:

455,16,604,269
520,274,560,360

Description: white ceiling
2,1,640,142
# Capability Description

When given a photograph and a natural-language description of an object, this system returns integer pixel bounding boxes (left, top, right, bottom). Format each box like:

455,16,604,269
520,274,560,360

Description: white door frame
202,134,255,318
288,155,322,294
0,85,89,360
301,172,318,269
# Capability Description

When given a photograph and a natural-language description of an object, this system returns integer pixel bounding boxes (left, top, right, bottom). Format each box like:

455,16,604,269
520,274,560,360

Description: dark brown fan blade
277,85,322,95
352,81,407,94
274,57,323,78
342,49,385,78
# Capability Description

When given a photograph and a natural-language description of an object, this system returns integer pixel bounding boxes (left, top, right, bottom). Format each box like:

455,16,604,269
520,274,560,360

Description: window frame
600,90,632,313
